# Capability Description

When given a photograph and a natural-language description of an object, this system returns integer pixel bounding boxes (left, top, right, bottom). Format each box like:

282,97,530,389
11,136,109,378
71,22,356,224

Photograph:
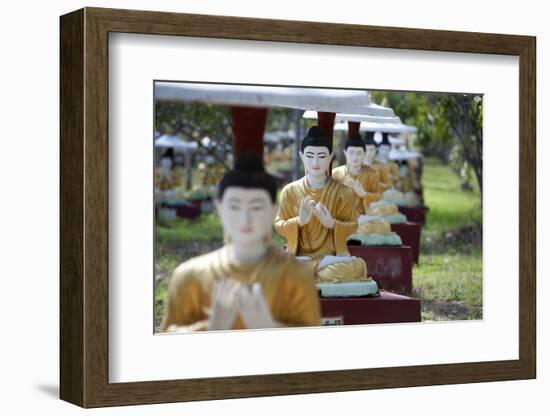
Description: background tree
372,91,483,201
155,101,295,170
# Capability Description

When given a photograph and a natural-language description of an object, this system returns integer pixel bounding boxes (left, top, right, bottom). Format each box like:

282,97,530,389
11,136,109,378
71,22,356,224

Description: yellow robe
407,159,421,190
155,167,181,191
373,161,399,191
274,177,367,283
332,165,392,235
160,245,321,332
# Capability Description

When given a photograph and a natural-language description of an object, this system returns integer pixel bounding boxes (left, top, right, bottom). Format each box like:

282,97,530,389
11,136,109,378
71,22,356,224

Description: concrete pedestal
348,245,414,295
391,222,421,264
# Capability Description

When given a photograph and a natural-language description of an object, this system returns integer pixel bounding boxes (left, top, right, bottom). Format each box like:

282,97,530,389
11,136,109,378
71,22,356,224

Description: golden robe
332,165,392,235
155,167,181,191
373,161,399,191
400,161,421,194
274,177,367,283
160,245,321,332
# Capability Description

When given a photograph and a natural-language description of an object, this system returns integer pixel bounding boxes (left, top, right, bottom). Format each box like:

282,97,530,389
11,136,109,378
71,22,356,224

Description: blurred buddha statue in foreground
161,153,321,332
332,134,402,246
362,133,407,224
275,126,376,294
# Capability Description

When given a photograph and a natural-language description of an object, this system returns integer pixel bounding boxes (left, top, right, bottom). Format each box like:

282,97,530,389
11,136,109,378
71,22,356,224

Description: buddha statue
160,153,322,332
332,134,402,246
274,126,377,295
374,133,408,203
155,149,181,194
396,159,423,207
196,155,222,195
362,133,407,224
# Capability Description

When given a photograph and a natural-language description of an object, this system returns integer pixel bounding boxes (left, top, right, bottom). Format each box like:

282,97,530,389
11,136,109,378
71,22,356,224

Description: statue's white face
160,157,173,169
364,145,377,164
218,187,276,246
344,146,365,170
300,146,333,178
378,145,391,161
399,164,409,177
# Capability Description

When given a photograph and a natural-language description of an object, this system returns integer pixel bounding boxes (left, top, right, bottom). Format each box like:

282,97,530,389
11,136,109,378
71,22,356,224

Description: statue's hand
298,196,314,226
370,200,390,208
351,180,367,198
313,202,335,229
237,283,276,329
208,278,241,331
358,214,383,224
343,177,355,188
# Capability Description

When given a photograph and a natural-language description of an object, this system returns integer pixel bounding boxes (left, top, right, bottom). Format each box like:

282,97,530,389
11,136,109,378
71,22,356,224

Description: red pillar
348,121,360,138
317,111,336,146
230,106,268,159
317,111,336,175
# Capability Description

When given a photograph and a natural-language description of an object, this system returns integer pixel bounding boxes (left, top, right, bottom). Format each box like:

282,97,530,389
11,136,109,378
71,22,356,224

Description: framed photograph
60,7,536,408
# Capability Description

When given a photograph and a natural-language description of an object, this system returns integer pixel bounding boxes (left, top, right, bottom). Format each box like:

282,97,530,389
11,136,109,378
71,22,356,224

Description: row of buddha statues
161,126,423,332
155,151,227,202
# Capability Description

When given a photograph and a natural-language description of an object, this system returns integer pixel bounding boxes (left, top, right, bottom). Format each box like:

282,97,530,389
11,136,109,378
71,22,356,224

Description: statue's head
363,132,377,164
217,153,278,246
299,126,333,177
377,133,391,161
343,133,365,170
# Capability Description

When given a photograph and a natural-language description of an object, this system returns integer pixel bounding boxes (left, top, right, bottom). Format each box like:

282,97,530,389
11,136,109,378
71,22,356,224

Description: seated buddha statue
160,153,321,332
332,134,402,246
373,133,408,204
362,133,407,224
396,159,423,207
155,149,182,203
274,126,376,292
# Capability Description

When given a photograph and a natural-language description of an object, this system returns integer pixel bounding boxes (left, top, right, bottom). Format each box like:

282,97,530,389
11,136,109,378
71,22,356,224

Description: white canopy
390,145,422,160
332,120,415,134
155,82,393,116
303,110,398,123
389,135,406,145
360,119,417,134
155,134,198,150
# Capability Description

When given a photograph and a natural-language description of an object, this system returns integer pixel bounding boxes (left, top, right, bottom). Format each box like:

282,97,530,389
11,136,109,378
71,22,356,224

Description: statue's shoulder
328,177,354,198
170,248,222,287
331,165,346,178
280,178,304,196
361,165,377,177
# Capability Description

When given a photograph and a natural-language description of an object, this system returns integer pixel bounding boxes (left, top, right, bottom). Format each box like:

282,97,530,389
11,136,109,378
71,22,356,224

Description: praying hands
208,279,276,330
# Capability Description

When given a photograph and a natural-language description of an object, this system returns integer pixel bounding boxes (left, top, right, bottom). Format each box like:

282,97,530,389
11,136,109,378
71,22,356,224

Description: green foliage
155,100,232,141
371,91,483,195
155,100,296,148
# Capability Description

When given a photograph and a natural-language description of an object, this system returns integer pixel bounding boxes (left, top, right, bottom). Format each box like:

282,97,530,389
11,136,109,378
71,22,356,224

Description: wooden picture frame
60,7,536,408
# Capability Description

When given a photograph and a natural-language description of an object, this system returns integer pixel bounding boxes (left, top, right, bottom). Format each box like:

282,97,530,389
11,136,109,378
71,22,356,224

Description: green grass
156,213,223,243
415,157,483,320
422,158,481,239
156,212,287,247
416,251,482,304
